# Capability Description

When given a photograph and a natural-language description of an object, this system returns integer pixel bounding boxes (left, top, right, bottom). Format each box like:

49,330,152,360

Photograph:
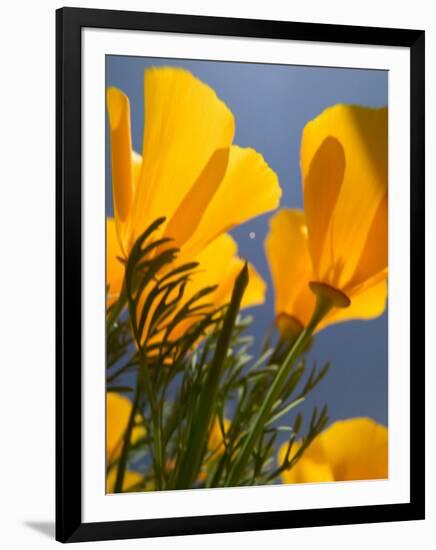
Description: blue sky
106,56,388,428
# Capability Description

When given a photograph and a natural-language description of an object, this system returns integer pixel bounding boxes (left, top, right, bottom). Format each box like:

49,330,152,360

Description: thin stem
106,358,138,384
224,289,337,487
126,270,165,490
113,384,140,493
106,284,127,329
174,264,248,489
138,350,165,491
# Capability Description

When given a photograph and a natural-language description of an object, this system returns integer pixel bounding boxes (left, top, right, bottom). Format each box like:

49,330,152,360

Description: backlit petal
163,148,230,248
131,68,235,241
303,136,345,282
283,459,335,484
132,150,142,190
183,146,281,259
183,234,266,309
106,392,146,463
344,192,388,292
264,209,315,327
320,418,388,481
106,218,124,307
279,438,334,484
322,279,387,329
107,88,137,255
301,105,388,289
168,234,266,341
280,418,388,484
182,233,238,306
106,392,132,462
240,261,267,309
212,257,266,309
107,87,134,222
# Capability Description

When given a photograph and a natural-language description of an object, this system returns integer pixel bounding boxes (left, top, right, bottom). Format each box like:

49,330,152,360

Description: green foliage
106,220,330,492
174,264,249,489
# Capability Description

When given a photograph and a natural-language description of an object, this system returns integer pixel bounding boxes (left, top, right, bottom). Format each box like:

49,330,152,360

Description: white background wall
0,0,433,548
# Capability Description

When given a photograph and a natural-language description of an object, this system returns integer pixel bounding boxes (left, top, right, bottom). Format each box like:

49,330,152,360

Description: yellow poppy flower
279,417,388,483
265,105,388,334
265,209,388,335
106,67,281,318
108,217,267,340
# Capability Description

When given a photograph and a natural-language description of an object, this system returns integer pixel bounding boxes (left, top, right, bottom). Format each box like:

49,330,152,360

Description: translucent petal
107,87,134,223
280,418,388,484
183,146,281,259
131,68,235,241
264,209,315,327
301,105,388,288
163,148,230,248
319,418,388,481
106,218,124,307
320,279,388,330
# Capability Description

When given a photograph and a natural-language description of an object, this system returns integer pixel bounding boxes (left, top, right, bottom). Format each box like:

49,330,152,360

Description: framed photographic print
56,7,425,543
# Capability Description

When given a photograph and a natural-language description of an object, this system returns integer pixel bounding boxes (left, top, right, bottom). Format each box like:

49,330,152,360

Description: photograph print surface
105,56,388,494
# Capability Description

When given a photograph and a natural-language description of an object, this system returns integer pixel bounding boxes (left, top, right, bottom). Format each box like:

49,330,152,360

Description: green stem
174,264,248,489
225,288,336,487
153,401,165,490
113,384,140,493
125,273,165,489
153,419,164,489
107,284,127,329
138,351,165,491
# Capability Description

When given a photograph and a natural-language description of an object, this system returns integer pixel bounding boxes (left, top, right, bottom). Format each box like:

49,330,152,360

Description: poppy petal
279,438,334,484
344,191,388,291
280,417,388,484
163,148,230,248
301,105,388,289
320,418,388,481
168,234,266,340
320,279,387,329
106,218,124,307
131,68,235,241
107,88,135,223
264,209,315,327
106,392,132,462
183,146,281,259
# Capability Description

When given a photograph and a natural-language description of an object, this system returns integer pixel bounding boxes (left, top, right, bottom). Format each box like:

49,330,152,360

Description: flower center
309,281,351,309
276,313,304,341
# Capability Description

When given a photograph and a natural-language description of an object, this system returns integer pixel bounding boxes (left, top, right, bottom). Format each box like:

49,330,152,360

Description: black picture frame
56,7,425,543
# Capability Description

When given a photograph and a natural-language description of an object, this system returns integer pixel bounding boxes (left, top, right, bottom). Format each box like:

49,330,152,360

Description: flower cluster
266,104,388,337
106,67,388,491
